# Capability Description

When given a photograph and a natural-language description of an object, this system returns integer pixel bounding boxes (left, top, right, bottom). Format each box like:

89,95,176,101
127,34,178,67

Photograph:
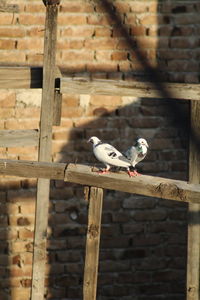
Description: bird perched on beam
124,137,149,176
88,136,135,177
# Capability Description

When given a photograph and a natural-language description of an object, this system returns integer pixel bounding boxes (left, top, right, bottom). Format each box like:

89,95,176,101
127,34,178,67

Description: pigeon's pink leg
98,169,109,174
98,166,110,174
127,170,137,177
133,170,141,176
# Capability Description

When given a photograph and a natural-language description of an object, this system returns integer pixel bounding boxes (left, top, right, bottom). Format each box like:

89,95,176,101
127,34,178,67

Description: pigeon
124,138,148,176
88,136,135,177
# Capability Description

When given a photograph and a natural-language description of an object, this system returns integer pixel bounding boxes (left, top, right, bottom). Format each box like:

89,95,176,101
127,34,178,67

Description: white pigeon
88,136,135,177
124,138,149,176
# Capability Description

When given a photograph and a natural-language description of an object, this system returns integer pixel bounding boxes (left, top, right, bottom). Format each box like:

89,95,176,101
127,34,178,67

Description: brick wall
0,0,199,299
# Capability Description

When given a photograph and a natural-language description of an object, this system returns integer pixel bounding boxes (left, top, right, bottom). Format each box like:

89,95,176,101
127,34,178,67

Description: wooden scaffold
0,1,200,300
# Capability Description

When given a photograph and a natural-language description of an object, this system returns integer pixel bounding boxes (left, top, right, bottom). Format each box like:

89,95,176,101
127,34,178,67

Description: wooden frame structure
0,1,200,300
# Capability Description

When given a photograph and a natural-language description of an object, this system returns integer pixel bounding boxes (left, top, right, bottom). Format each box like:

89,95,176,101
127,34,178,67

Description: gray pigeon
124,138,148,176
88,136,136,177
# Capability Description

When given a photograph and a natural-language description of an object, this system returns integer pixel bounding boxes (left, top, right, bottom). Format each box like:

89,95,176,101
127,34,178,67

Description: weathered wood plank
0,159,200,204
187,100,200,300
61,77,200,101
83,186,103,300
31,3,59,300
65,163,200,204
53,90,62,126
0,130,39,147
0,66,42,88
0,159,66,179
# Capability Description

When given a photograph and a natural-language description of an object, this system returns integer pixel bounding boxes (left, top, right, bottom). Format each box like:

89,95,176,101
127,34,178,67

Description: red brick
17,38,43,51
11,287,31,300
60,2,94,13
133,210,167,221
0,52,26,64
0,39,16,49
111,51,128,61
9,215,35,227
85,38,118,50
58,39,84,50
18,228,34,239
58,14,87,25
7,190,36,203
0,92,16,107
129,2,148,13
0,27,26,38
170,37,198,48
25,3,45,13
96,50,111,61
5,119,39,129
87,14,116,26
139,14,165,26
19,201,35,214
20,278,32,288
18,15,45,25
61,106,84,118
174,14,199,25
28,27,44,37
62,50,94,61
26,53,44,65
90,95,122,106
87,61,118,72
114,2,130,13
95,27,112,37
61,26,94,37
130,25,146,36
0,13,16,25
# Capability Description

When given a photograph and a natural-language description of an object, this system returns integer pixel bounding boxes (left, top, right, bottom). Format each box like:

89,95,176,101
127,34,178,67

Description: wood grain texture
0,66,42,88
187,100,200,300
83,187,103,300
0,159,66,179
0,159,199,204
31,4,59,300
0,130,39,147
61,77,200,100
65,164,200,204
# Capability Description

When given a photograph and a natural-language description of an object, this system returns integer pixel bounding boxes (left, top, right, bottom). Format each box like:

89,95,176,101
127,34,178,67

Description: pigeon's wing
95,143,130,167
135,151,147,164
103,144,130,163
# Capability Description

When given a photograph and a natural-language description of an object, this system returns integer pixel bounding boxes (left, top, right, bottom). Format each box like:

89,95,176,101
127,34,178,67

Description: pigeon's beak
146,142,149,148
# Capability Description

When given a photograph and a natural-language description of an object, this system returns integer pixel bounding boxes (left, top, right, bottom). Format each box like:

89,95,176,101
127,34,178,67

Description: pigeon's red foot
98,169,110,174
127,170,137,177
133,170,141,176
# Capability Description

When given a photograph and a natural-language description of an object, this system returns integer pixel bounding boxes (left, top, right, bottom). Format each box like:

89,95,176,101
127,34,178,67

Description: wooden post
31,2,59,300
187,101,200,300
83,186,104,300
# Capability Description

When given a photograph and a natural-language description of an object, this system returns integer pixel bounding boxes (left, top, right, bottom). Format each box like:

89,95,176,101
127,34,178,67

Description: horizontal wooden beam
0,159,66,180
65,164,200,204
61,77,200,101
0,66,43,88
0,130,39,147
0,160,199,204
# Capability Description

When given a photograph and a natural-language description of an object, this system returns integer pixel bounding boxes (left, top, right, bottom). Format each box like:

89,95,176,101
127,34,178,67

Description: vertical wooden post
31,2,59,300
83,186,104,300
187,101,200,300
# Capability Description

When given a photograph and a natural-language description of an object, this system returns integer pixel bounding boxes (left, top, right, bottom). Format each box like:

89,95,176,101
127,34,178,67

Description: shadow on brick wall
48,1,200,299
0,1,199,300
47,1,200,299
